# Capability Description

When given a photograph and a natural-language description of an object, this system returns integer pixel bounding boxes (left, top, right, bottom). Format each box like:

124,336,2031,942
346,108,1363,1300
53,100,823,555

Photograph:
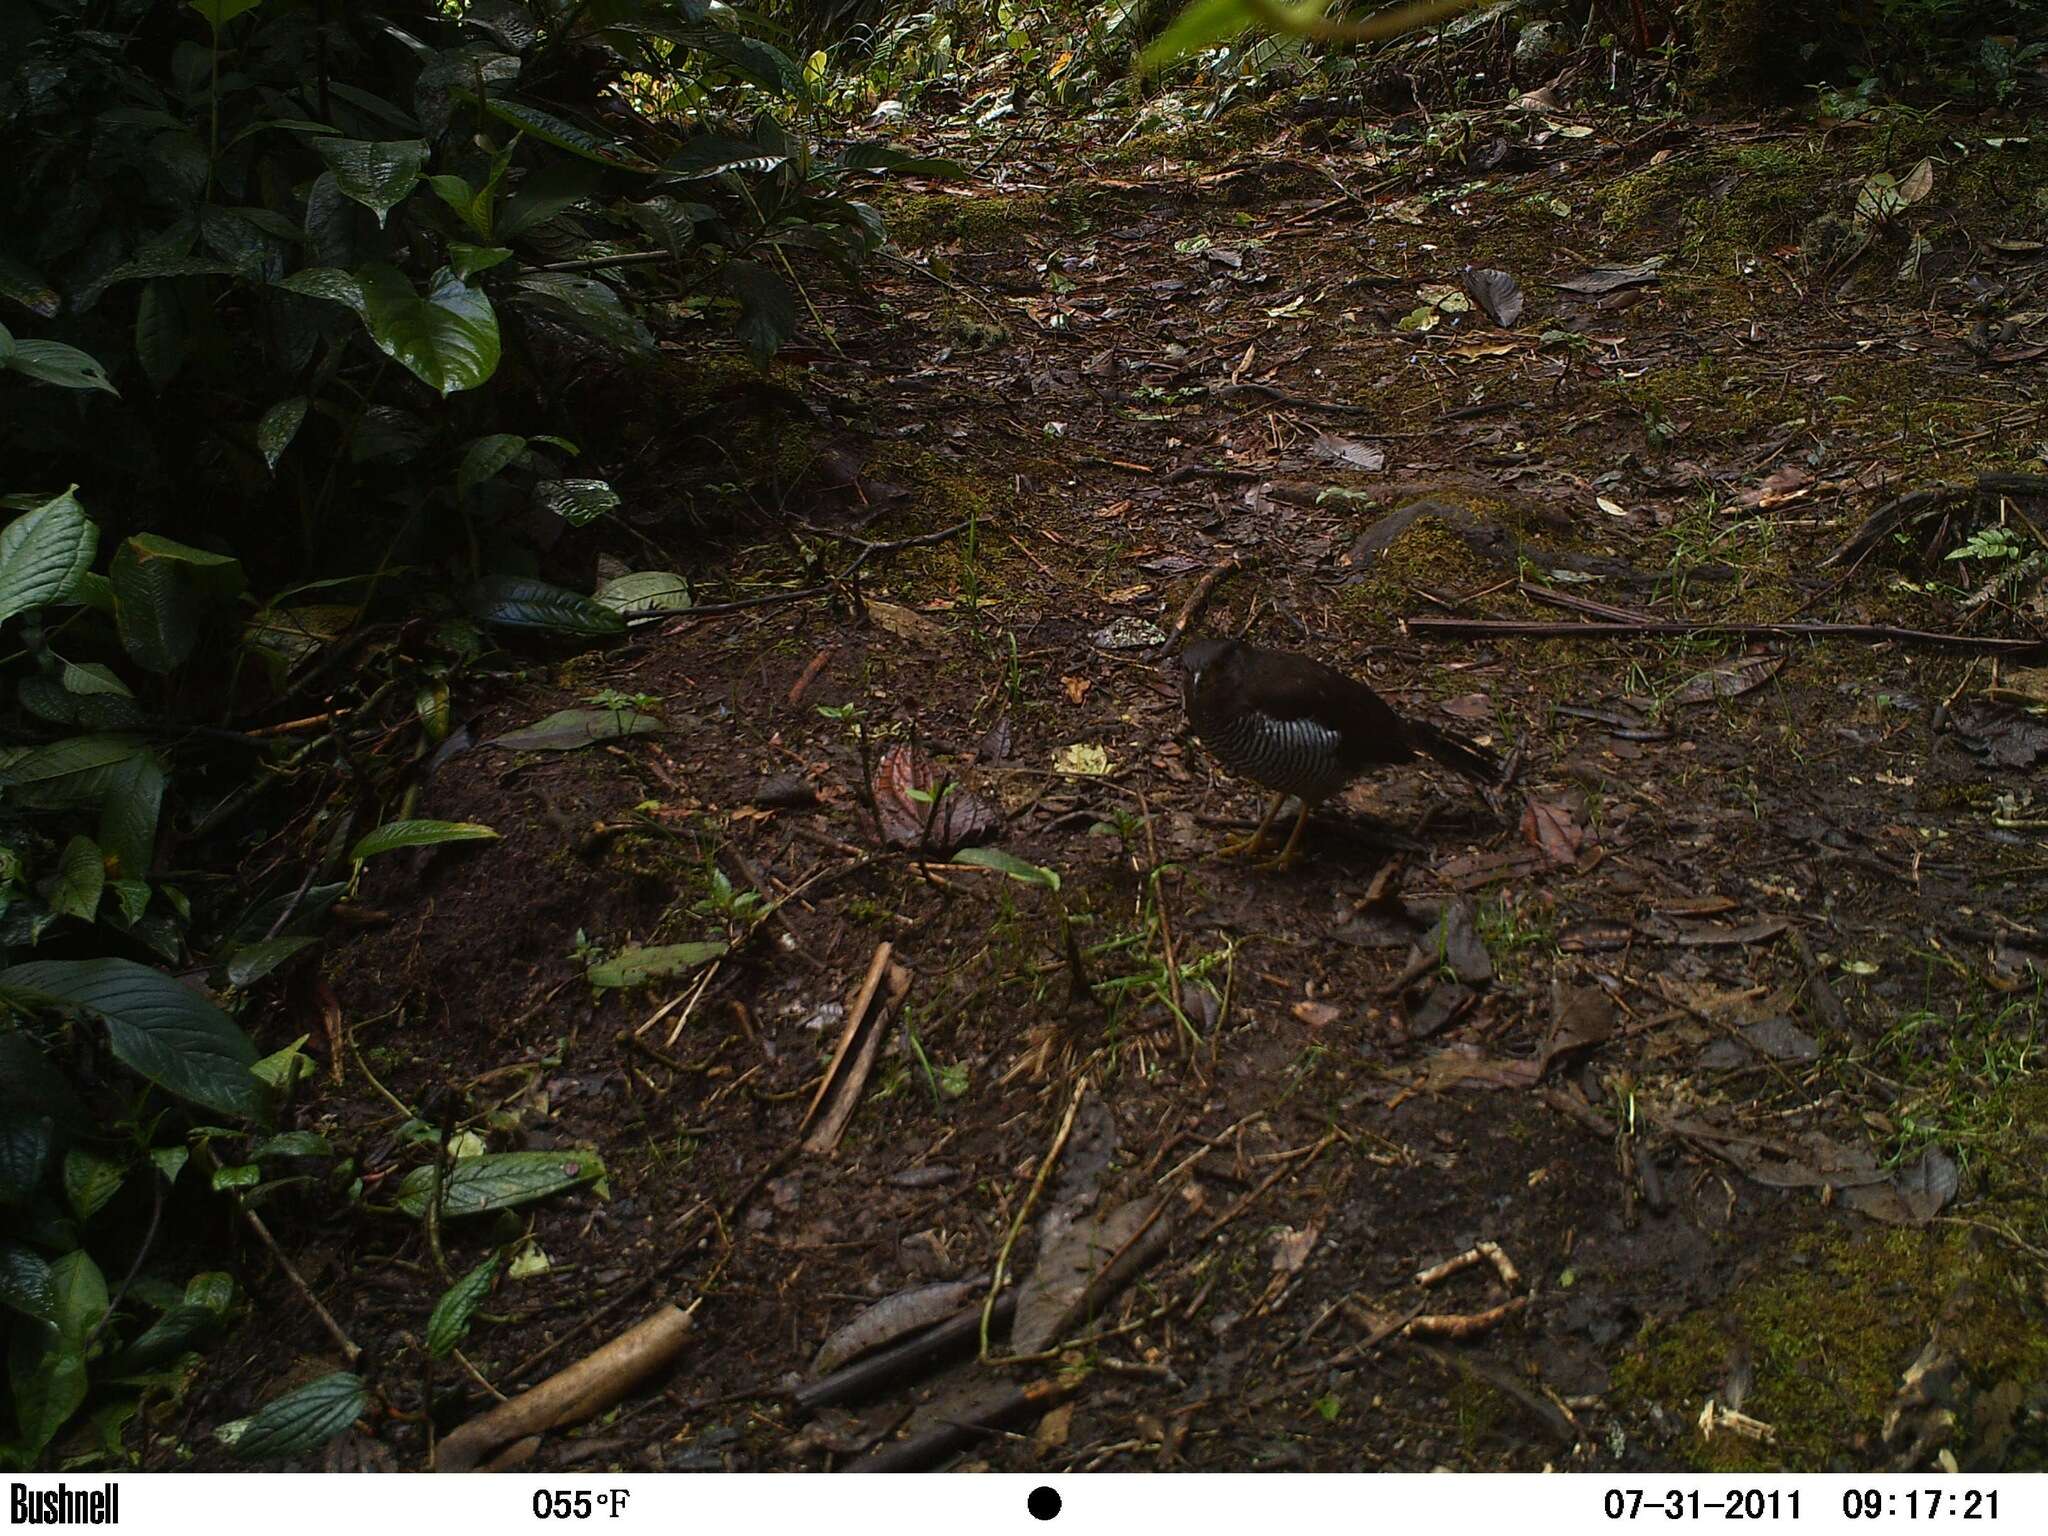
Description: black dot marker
1028,1485,1062,1521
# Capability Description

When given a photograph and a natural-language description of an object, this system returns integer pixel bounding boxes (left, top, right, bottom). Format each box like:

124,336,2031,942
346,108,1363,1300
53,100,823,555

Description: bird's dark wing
1239,649,1408,738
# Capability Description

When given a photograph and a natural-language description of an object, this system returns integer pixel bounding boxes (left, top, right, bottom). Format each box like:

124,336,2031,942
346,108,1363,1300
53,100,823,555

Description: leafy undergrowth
10,0,2048,1476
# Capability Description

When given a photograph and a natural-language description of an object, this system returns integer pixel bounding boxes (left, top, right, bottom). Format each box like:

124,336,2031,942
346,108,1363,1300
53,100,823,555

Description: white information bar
4,1472,2037,1534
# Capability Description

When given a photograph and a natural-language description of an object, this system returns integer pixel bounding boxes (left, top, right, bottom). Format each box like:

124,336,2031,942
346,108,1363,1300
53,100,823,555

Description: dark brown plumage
1179,636,1501,863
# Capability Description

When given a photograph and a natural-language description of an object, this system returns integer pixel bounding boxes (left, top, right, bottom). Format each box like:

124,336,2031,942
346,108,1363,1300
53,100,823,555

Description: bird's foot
1253,847,1305,873
1214,831,1270,860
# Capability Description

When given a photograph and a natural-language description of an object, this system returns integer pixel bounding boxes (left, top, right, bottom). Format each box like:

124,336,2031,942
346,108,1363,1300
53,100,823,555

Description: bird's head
1176,636,1240,703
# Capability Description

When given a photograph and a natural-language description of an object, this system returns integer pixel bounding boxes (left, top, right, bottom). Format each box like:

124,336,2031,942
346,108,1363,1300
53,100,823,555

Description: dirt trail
200,96,2048,1472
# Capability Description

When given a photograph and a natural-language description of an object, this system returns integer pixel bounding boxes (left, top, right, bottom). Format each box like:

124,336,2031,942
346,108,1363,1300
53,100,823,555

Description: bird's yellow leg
1217,793,1287,858
1258,801,1314,871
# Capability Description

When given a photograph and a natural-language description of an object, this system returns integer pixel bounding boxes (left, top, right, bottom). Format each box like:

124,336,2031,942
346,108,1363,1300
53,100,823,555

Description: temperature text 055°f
533,1489,632,1519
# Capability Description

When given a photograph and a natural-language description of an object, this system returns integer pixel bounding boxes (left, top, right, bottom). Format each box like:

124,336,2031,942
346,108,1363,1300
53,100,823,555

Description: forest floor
186,69,2048,1472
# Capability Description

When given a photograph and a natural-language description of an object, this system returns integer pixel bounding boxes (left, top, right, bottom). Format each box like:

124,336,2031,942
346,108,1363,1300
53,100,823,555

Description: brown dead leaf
1735,465,1812,509
1520,797,1584,866
1540,983,1616,1074
864,598,948,646
1668,652,1784,707
1061,674,1092,705
1292,999,1343,1029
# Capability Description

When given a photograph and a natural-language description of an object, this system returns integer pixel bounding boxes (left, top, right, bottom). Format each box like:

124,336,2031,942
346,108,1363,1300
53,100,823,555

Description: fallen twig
983,1076,1089,1360
799,943,911,1153
1404,1295,1527,1339
1413,1239,1521,1291
435,1301,697,1471
1161,559,1242,649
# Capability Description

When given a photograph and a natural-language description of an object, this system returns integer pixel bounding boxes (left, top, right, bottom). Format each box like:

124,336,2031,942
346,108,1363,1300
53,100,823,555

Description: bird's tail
1405,718,1504,785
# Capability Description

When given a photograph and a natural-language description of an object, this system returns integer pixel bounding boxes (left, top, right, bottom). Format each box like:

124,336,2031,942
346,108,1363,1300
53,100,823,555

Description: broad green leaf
7,338,118,394
108,536,245,673
394,1149,605,1218
0,1241,57,1322
111,544,199,674
224,1371,368,1460
49,1250,109,1339
9,1250,106,1458
0,487,97,628
507,273,654,356
726,260,795,364
0,959,264,1120
258,396,309,472
468,574,626,637
489,707,663,752
427,1252,500,1356
355,265,499,395
48,835,105,923
477,98,648,168
101,1301,222,1376
210,1162,259,1191
249,1034,313,1094
61,662,132,698
108,879,152,924
665,136,788,181
428,174,493,240
98,752,166,879
282,265,500,394
586,940,726,991
276,266,365,308
456,433,527,498
225,936,318,988
953,846,1061,890
595,570,690,616
62,1146,125,1223
0,734,145,794
532,478,619,526
310,138,428,227
449,242,512,280
350,819,499,861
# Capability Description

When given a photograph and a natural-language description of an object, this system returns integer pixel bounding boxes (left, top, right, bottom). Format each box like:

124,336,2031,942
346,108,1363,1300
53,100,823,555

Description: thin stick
982,1076,1088,1360
1403,615,2042,653
1163,559,1241,646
